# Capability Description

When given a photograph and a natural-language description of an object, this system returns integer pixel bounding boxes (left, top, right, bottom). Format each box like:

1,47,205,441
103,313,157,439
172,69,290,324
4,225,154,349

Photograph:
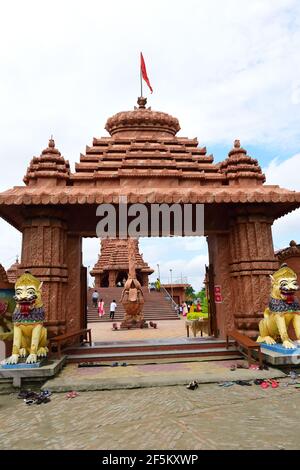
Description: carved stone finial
49,136,55,148
234,139,240,149
290,240,297,247
137,96,147,109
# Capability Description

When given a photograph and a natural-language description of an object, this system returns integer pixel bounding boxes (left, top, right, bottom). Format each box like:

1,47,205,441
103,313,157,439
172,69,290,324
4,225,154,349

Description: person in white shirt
92,290,99,308
109,300,117,320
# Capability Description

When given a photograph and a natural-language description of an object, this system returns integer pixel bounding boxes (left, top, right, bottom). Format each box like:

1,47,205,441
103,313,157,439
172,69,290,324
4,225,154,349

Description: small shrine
275,241,300,279
90,238,153,287
6,256,20,284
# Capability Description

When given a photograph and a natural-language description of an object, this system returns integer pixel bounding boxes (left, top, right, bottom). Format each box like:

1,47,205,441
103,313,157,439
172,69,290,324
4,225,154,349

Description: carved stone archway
0,98,299,338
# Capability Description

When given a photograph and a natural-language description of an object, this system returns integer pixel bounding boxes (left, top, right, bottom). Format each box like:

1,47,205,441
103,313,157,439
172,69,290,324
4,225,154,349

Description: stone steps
64,339,241,363
87,287,180,322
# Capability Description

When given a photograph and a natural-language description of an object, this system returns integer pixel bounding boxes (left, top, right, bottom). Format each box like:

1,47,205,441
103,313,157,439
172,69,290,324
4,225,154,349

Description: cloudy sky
0,0,299,291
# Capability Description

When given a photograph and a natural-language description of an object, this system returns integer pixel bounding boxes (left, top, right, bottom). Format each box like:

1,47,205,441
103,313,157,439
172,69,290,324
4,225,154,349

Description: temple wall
207,233,234,338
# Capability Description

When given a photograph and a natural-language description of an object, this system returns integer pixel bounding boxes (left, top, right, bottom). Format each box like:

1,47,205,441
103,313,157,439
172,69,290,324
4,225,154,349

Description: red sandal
260,381,269,389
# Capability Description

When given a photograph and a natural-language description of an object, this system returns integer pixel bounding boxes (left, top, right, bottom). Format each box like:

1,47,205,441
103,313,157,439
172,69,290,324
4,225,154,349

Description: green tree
185,285,195,300
199,288,208,314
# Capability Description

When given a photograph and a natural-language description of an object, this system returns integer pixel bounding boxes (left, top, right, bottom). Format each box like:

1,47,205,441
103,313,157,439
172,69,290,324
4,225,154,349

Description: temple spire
219,139,265,186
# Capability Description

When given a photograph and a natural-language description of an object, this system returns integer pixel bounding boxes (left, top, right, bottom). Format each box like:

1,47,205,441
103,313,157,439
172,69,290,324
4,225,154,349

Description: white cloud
264,153,300,249
0,0,300,192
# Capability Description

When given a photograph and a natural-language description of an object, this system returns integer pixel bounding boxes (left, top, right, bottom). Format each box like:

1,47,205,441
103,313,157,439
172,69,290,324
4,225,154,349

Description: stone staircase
64,338,241,363
87,287,180,322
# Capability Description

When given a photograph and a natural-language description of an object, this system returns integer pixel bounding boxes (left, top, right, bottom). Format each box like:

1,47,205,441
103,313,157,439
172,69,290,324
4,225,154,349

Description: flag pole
140,52,143,97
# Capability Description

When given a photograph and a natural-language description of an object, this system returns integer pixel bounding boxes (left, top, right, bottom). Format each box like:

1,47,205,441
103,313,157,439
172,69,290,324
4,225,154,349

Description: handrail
160,286,179,314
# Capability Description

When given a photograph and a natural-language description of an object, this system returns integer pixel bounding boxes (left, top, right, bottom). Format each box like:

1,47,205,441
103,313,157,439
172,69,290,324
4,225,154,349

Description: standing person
98,298,105,318
92,290,99,308
109,299,117,320
196,301,202,312
182,302,188,317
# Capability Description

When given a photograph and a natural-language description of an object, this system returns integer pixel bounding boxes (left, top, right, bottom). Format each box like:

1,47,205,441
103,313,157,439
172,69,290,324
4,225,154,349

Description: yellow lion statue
4,271,48,364
257,264,300,349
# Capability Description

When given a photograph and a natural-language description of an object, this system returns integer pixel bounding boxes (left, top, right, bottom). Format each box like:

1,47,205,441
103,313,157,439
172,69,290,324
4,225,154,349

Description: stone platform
0,357,66,387
261,342,300,365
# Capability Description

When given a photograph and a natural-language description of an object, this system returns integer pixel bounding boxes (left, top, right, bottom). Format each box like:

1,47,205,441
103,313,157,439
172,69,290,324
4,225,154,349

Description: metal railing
160,286,180,315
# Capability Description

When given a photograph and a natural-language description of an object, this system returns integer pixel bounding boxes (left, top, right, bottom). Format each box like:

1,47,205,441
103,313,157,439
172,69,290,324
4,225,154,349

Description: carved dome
105,97,180,137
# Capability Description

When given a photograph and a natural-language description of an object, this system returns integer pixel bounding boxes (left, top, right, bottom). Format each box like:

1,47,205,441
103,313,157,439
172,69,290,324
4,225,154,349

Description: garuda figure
120,238,146,328
257,264,300,349
5,272,48,364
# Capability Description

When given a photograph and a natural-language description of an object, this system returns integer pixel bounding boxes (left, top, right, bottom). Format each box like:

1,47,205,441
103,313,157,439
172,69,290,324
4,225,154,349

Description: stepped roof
24,138,70,186
90,239,154,275
0,97,299,231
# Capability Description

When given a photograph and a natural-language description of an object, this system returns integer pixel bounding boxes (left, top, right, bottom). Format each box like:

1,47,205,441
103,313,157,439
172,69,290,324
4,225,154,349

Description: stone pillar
109,270,116,287
65,234,82,333
94,274,101,288
20,210,68,336
142,273,149,287
207,233,234,338
229,208,278,337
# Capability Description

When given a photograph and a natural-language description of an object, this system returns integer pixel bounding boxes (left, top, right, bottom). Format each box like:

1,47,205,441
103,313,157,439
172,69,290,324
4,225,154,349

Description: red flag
140,52,153,93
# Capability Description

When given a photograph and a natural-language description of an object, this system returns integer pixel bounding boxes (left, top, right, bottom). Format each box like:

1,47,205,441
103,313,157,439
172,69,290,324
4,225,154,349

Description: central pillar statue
120,238,146,329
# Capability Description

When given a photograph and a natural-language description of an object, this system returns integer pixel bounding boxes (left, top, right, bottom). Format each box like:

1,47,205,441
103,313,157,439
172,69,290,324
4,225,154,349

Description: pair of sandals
235,380,252,386
18,389,51,405
186,380,198,390
259,379,279,389
112,362,127,367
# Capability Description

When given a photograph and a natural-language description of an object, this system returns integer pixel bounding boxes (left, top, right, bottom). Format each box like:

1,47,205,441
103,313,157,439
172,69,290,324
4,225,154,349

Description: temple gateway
0,97,299,339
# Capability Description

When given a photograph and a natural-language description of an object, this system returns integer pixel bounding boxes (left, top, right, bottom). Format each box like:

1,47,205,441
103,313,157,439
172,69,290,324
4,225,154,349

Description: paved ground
41,359,286,392
1,376,300,450
88,317,191,342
